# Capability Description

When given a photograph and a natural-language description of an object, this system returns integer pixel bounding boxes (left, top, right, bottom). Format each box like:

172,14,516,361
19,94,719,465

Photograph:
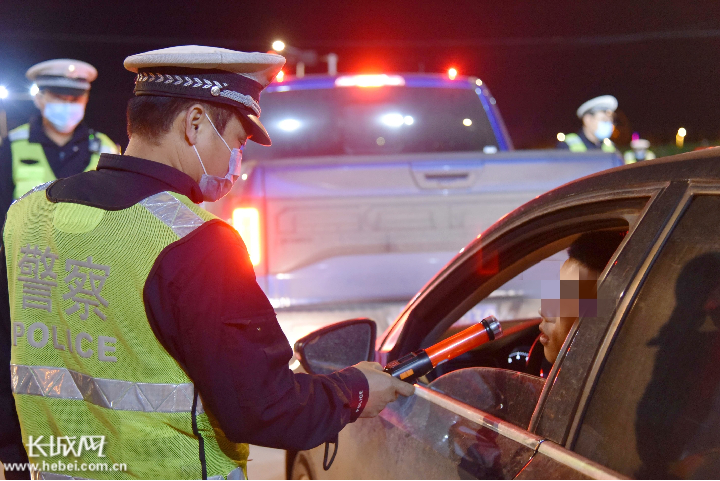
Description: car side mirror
294,318,377,375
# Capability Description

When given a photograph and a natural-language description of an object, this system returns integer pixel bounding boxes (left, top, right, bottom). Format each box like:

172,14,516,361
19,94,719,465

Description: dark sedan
288,150,720,479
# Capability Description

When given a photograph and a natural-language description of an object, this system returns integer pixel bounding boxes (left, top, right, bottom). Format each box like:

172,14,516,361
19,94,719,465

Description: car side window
428,367,546,429
426,229,627,430
448,250,568,373
574,194,720,479
452,250,568,330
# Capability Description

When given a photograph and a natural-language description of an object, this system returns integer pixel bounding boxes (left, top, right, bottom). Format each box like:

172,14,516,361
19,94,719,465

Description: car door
296,184,662,479
548,183,720,479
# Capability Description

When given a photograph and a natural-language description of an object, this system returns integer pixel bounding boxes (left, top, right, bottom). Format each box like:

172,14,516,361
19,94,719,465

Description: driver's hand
352,361,415,418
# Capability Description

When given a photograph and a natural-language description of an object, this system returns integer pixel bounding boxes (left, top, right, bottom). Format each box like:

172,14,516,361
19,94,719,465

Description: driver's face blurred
539,258,599,363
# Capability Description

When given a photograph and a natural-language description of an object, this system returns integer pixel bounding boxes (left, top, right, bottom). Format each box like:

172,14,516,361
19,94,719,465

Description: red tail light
232,207,261,266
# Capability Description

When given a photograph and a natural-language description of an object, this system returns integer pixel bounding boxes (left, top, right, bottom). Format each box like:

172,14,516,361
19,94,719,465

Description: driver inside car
528,230,626,374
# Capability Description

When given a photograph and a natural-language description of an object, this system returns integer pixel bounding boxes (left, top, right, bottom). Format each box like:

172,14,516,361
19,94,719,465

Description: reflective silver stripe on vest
9,128,30,142
139,191,205,238
11,364,204,414
11,181,52,207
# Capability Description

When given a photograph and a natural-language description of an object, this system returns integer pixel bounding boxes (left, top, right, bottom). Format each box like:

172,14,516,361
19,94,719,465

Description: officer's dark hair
568,230,626,273
126,96,240,141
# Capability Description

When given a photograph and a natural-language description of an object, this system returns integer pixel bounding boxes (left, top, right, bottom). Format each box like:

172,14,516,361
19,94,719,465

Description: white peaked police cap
26,59,97,94
124,46,286,146
577,95,618,119
631,139,651,150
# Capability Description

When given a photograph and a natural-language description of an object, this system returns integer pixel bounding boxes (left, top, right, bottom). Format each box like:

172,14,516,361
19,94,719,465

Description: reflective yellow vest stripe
4,187,247,479
8,124,119,199
624,150,657,164
563,133,617,153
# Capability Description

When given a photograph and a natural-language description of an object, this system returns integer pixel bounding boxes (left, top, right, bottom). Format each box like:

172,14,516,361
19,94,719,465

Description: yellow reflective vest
624,149,657,164
5,184,247,479
563,132,617,153
8,123,119,199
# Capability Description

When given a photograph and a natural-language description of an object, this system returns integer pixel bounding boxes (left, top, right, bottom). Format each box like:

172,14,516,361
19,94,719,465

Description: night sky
1,0,719,149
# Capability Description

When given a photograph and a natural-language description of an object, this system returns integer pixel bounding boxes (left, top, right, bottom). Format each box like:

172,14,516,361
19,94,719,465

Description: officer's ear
33,90,45,111
582,112,596,127
184,104,206,146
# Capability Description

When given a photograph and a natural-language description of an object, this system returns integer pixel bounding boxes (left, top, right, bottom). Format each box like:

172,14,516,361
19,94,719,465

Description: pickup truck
207,73,623,344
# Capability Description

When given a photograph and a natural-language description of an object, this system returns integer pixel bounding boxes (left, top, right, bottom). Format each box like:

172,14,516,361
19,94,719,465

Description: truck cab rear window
245,87,498,160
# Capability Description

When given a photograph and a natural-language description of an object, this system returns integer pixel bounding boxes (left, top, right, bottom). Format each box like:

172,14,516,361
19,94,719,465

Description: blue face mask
43,102,85,133
192,113,243,202
594,121,614,141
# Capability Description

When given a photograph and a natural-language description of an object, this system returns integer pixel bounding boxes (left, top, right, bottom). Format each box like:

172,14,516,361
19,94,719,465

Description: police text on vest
12,321,117,362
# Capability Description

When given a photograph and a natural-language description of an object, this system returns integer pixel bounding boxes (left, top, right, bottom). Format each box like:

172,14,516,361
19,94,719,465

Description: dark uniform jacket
0,155,368,479
556,130,604,150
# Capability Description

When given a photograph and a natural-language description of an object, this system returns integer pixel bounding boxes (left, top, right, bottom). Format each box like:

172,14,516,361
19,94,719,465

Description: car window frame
380,186,657,361
564,181,720,451
377,184,667,443
531,181,686,444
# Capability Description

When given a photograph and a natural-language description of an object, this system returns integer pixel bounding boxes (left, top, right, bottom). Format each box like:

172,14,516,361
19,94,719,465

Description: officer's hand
352,361,415,418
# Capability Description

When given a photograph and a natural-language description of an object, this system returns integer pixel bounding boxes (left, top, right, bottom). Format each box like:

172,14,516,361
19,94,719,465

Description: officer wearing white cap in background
0,59,119,215
624,138,656,164
0,46,413,480
557,95,619,153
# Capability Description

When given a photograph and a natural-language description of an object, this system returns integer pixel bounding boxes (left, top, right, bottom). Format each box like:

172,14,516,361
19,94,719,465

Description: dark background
1,0,719,150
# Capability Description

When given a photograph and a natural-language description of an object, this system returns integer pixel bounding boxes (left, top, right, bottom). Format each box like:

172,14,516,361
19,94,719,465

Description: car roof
479,148,720,241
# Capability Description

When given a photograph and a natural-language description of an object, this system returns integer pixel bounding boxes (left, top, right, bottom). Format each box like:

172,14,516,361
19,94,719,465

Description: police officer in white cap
557,95,618,153
0,46,413,480
624,138,656,164
0,59,119,215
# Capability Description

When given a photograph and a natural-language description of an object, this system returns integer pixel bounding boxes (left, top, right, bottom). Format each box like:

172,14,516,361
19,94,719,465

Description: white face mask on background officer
582,109,615,143
33,89,89,134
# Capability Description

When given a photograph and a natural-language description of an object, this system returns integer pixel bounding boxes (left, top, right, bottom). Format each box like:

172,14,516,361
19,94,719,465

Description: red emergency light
334,74,405,88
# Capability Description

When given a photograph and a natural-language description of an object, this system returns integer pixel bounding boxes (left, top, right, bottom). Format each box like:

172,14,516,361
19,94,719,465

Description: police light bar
334,74,406,88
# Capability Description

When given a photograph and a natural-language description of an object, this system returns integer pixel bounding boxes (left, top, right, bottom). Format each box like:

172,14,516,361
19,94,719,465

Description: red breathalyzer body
383,316,503,383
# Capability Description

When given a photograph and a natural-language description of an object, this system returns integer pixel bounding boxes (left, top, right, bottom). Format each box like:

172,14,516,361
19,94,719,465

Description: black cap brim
41,86,89,97
241,113,271,146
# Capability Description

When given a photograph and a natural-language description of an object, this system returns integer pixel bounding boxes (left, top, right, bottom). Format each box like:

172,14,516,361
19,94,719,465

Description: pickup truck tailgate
246,149,621,307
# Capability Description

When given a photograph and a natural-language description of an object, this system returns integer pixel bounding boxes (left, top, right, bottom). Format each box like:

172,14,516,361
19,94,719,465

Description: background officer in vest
0,46,413,480
0,59,119,215
557,95,618,153
624,138,657,164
